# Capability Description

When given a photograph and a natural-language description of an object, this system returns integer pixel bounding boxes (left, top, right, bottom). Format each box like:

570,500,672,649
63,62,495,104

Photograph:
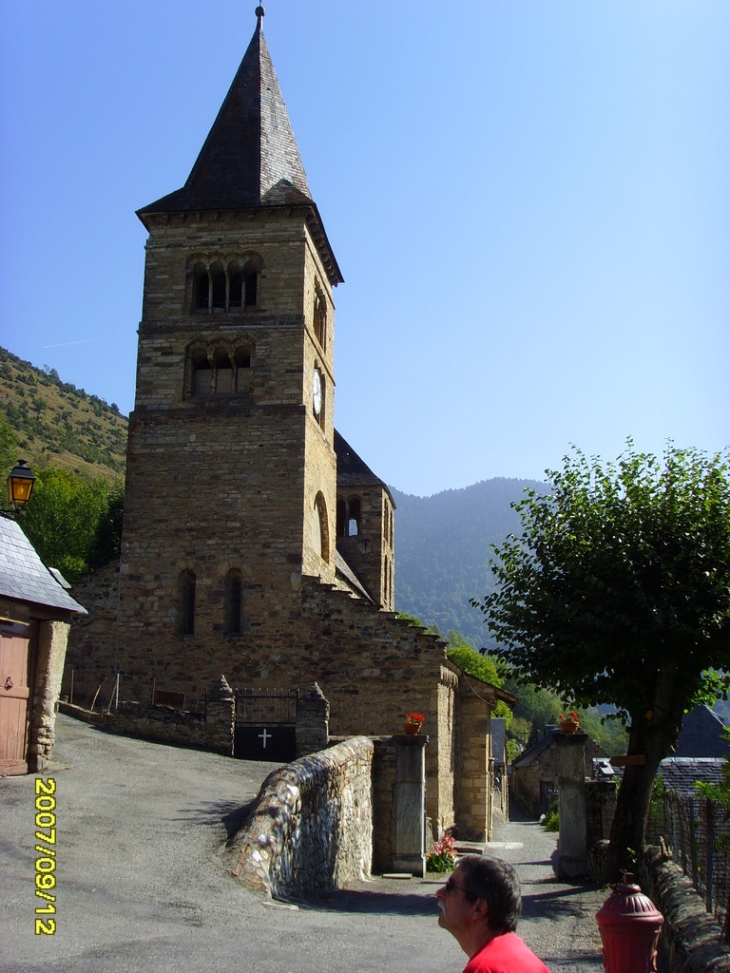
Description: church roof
335,431,393,501
137,8,342,285
334,551,374,603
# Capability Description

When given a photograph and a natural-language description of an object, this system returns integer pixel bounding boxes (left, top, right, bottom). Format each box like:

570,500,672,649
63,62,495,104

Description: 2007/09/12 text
34,778,57,935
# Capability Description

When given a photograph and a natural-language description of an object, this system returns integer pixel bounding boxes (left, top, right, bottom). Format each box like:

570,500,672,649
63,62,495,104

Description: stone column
555,731,589,878
29,620,70,772
455,685,491,841
393,734,428,877
295,683,330,757
205,675,235,756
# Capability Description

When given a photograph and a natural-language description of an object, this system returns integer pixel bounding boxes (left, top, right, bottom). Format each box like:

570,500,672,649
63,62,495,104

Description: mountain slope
392,479,548,648
0,346,127,480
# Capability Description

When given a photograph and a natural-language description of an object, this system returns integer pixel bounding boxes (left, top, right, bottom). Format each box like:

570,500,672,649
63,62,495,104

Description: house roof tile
0,517,86,616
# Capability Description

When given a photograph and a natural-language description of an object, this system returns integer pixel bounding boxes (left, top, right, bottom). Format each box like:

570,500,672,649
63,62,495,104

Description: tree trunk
603,728,668,881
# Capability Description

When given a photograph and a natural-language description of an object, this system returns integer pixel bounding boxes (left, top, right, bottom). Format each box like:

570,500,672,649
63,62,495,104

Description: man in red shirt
436,855,551,973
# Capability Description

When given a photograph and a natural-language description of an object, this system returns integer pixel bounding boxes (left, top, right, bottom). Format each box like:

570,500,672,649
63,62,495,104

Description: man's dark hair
458,855,522,934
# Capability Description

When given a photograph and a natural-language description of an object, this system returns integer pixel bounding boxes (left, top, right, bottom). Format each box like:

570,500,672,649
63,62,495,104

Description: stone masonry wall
69,571,458,835
371,736,398,875
455,684,492,841
512,733,606,817
642,847,730,973
131,207,338,592
230,736,373,897
336,486,394,609
435,667,458,835
58,677,235,756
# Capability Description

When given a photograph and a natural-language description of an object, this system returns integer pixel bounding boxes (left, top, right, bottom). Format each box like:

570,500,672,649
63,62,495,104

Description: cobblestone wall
642,847,730,972
230,736,374,897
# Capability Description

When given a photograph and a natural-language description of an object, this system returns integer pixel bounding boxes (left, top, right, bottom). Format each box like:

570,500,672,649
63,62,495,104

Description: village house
0,515,86,774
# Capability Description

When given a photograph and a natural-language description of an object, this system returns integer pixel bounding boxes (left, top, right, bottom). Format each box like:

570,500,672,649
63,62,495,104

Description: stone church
69,8,504,840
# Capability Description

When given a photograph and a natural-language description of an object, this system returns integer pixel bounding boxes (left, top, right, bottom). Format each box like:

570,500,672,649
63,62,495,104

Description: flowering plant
404,712,425,725
427,833,457,872
559,711,580,724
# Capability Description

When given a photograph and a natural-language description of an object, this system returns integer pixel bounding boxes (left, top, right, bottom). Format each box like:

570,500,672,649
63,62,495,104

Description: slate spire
139,6,313,213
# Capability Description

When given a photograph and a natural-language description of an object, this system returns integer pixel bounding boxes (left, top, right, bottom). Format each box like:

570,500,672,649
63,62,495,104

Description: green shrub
542,800,559,832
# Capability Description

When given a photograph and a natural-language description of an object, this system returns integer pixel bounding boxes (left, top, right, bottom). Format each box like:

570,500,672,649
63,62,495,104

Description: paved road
2,714,604,972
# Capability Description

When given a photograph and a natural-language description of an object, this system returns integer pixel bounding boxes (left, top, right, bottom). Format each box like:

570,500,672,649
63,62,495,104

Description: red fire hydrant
596,875,664,973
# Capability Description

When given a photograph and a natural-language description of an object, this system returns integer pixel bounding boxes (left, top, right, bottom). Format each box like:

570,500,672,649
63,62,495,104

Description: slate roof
335,431,392,500
137,9,342,286
674,704,730,758
659,757,726,796
511,725,560,769
334,550,373,602
0,517,86,615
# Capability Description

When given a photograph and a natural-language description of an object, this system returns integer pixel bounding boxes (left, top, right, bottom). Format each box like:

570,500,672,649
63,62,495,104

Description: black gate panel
234,724,296,762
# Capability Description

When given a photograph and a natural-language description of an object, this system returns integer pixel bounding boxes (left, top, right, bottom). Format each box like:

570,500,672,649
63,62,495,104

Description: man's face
435,864,477,941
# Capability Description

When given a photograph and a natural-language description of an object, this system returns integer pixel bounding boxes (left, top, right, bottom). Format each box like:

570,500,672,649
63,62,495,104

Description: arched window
192,348,211,396
210,262,226,310
193,263,209,310
228,262,243,309
179,571,196,635
336,497,346,538
347,497,361,536
189,253,262,313
233,343,252,395
225,571,243,634
213,347,232,394
313,283,327,350
311,493,330,563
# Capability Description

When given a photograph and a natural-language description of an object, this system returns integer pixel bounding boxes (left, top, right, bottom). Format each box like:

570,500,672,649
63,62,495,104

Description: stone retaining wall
230,736,374,898
641,847,730,972
57,674,235,756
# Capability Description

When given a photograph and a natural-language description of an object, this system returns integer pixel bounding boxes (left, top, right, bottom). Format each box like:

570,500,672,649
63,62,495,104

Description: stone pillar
393,734,428,877
28,620,70,772
455,686,491,841
295,682,330,757
205,675,235,756
555,731,589,878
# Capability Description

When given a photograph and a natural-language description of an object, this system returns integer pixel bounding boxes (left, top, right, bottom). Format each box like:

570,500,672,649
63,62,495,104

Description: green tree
446,642,514,727
473,442,730,879
0,412,19,467
89,479,124,568
21,467,123,581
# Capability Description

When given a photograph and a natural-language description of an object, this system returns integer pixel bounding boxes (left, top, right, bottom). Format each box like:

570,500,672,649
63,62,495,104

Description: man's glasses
444,878,468,894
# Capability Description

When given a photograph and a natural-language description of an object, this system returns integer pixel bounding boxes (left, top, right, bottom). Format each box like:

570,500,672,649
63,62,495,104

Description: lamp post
6,459,36,513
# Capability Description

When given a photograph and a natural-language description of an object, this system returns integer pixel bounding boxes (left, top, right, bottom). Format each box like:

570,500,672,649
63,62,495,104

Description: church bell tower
119,7,344,673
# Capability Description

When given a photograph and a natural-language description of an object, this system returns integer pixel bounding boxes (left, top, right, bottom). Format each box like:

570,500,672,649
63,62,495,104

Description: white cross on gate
258,728,272,748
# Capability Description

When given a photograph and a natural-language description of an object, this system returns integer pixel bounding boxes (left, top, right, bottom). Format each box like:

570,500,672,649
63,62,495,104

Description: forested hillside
393,479,548,648
0,346,127,479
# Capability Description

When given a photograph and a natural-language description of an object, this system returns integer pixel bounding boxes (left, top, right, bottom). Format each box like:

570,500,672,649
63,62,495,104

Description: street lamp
7,459,36,512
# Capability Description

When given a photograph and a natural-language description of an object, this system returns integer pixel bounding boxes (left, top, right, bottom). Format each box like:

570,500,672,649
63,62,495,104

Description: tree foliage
20,467,123,581
473,442,730,876
0,413,19,491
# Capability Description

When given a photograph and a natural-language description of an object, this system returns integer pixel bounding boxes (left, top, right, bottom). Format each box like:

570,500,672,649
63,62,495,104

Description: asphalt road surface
2,714,603,972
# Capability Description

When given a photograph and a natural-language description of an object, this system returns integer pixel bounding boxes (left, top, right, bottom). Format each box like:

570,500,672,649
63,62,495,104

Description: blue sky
2,2,728,497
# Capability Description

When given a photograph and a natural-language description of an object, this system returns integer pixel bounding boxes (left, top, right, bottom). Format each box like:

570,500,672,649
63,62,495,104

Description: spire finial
255,6,265,28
